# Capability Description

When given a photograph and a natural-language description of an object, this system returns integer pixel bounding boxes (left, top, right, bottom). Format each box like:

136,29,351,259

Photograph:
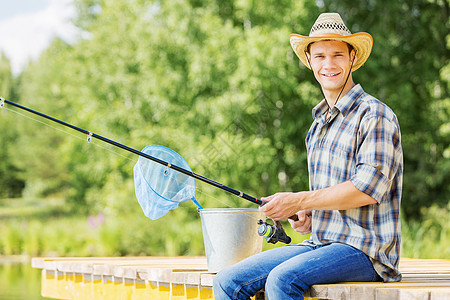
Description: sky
0,0,79,75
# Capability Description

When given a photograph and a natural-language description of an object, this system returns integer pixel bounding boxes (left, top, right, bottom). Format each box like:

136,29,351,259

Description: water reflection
0,262,48,300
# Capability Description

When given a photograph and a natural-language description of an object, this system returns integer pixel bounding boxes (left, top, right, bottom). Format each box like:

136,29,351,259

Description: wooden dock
31,256,450,299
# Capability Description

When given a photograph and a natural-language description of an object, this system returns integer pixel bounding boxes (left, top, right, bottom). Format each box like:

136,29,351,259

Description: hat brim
289,32,373,71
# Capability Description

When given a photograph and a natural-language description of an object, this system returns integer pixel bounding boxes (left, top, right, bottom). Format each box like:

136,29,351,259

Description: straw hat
290,13,373,71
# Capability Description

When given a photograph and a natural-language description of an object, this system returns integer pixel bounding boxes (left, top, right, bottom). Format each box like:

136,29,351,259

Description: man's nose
322,56,336,68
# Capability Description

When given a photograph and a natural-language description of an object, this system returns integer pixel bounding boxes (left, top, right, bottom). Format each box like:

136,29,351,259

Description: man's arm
259,181,377,221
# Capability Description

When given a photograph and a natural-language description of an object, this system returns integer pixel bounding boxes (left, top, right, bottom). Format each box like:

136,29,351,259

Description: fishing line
2,98,261,206
7,104,229,207
3,105,135,163
4,105,216,200
194,184,234,208
2,98,293,243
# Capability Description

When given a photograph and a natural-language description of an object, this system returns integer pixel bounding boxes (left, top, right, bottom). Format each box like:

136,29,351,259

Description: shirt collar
312,84,364,121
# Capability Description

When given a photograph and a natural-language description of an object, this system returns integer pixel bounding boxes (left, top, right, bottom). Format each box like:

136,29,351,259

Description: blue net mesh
133,145,201,220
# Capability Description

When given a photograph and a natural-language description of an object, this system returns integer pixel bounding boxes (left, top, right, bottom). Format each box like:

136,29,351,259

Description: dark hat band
310,22,351,35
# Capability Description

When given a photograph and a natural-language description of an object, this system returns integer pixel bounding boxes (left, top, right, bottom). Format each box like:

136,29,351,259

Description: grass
401,203,450,259
0,197,205,257
0,198,448,259
0,198,65,219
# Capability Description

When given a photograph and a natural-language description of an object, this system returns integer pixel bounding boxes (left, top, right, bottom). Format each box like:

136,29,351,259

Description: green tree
0,54,25,198
319,0,449,219
6,0,448,222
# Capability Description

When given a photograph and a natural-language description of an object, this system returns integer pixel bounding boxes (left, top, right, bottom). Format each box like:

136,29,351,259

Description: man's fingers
260,192,300,221
259,197,276,217
259,194,278,212
260,203,284,221
297,209,312,221
260,193,277,203
297,210,306,221
288,217,297,227
303,215,311,229
289,214,312,234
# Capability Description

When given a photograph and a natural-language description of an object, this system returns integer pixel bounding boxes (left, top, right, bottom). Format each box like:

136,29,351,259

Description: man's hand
259,192,303,221
288,210,312,235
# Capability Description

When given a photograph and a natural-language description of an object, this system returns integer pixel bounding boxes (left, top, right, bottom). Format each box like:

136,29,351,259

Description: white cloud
0,0,79,75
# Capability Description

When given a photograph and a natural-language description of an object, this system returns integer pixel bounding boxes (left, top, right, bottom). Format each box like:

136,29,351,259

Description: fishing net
1,98,292,244
133,145,202,220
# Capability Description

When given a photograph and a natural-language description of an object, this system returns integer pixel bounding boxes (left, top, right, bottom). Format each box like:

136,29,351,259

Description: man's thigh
219,243,314,278
270,242,379,287
213,243,315,296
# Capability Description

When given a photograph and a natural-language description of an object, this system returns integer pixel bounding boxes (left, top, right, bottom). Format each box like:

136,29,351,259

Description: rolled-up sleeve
351,114,401,203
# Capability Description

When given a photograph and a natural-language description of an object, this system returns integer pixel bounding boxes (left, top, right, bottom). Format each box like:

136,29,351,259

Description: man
213,12,403,299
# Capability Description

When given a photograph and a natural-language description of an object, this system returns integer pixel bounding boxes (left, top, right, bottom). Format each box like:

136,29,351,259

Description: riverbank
0,255,30,264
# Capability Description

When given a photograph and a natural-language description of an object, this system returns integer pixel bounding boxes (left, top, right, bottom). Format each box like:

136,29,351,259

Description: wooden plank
32,256,155,269
431,288,450,300
376,288,429,300
201,274,215,287
401,268,450,274
32,256,447,265
402,274,450,280
137,268,209,284
402,277,450,283
309,281,450,300
376,287,450,300
185,271,203,285
32,256,207,269
141,267,172,283
34,256,208,277
32,256,450,300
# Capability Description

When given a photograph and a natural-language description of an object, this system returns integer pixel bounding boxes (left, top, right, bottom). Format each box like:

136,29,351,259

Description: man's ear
304,51,312,69
351,49,358,65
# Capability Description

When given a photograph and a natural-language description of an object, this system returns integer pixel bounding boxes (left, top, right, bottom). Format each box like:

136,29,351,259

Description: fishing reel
257,218,292,244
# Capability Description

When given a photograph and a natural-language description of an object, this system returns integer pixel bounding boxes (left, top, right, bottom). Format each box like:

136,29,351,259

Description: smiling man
213,13,403,300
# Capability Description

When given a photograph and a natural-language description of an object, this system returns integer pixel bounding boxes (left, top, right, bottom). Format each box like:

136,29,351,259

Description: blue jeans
213,242,382,300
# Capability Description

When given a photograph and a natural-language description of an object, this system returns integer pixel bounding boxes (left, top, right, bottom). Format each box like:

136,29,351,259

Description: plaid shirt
304,84,403,282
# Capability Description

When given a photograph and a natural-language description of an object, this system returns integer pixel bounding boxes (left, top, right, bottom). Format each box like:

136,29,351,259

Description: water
0,261,48,300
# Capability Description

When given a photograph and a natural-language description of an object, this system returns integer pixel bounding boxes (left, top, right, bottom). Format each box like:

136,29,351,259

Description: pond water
0,262,48,300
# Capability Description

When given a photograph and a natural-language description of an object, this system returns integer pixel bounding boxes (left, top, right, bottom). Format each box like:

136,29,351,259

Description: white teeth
323,73,339,77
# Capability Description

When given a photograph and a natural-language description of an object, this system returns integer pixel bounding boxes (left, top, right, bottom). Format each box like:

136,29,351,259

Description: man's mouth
322,72,341,77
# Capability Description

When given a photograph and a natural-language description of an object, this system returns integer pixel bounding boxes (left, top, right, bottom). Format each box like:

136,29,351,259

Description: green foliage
0,198,204,257
0,0,448,261
0,54,25,198
319,0,449,218
7,0,320,212
401,204,450,259
0,53,12,97
0,198,447,259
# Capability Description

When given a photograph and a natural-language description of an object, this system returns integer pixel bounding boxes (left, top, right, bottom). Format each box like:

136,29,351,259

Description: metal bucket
198,208,265,273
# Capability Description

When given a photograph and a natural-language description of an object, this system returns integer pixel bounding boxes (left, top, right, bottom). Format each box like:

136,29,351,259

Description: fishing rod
1,97,295,244
0,97,265,206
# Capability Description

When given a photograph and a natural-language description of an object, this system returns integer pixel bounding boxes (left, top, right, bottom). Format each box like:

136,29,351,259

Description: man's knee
265,266,309,297
213,266,243,298
266,267,289,289
213,268,229,293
